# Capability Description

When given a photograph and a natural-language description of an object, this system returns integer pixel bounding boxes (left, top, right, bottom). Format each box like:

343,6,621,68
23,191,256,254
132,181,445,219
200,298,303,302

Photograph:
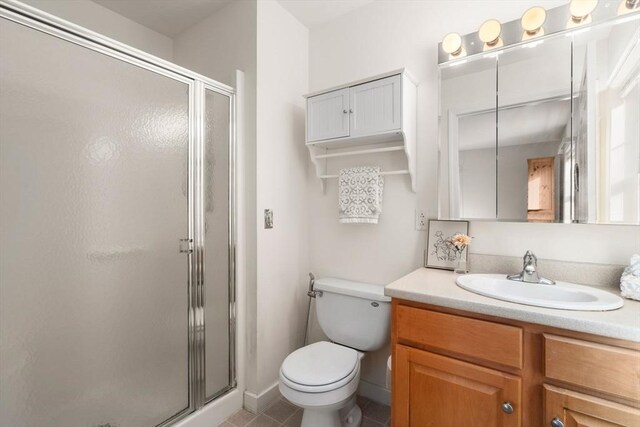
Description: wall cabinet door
350,74,401,137
393,345,521,427
544,385,640,427
306,88,350,142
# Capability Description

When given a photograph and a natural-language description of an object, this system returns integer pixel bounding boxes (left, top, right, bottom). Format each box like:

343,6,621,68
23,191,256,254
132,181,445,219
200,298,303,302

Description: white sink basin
456,274,624,311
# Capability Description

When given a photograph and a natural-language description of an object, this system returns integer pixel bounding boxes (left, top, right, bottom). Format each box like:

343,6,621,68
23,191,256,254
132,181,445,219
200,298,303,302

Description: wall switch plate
264,209,273,229
415,209,427,231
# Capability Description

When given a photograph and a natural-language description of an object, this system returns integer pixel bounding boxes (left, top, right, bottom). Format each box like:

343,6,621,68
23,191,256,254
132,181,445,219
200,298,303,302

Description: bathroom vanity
386,268,640,426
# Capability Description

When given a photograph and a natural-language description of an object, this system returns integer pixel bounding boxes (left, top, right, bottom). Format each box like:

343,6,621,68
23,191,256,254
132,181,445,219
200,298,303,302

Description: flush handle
501,402,514,414
551,418,564,427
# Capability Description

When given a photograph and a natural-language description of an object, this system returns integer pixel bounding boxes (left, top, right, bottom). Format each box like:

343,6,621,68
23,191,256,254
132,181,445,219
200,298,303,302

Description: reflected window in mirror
572,17,640,224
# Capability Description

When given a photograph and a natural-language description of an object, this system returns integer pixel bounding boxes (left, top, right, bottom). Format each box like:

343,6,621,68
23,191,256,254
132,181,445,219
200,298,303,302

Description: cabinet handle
551,418,564,427
501,402,514,414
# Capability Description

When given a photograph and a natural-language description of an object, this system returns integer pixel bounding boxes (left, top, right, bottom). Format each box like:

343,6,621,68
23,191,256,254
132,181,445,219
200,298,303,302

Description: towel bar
319,169,410,179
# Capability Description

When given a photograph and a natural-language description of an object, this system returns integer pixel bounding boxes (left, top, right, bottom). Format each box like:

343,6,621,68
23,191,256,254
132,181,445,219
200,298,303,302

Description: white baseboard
173,389,243,427
243,381,281,413
357,380,390,406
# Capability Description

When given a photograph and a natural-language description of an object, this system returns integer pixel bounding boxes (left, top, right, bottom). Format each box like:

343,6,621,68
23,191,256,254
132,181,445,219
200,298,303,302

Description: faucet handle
523,250,537,266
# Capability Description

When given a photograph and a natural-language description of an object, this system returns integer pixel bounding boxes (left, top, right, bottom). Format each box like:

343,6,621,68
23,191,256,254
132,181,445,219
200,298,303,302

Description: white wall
20,0,173,60
255,0,310,394
307,0,640,391
173,0,256,88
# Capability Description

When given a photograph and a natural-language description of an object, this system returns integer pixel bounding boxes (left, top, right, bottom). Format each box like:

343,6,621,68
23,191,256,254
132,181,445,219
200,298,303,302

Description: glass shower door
0,17,191,427
203,88,232,401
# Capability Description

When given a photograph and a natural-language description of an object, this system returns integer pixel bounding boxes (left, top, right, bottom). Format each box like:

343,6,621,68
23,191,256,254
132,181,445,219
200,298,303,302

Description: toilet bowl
279,341,364,427
278,278,391,427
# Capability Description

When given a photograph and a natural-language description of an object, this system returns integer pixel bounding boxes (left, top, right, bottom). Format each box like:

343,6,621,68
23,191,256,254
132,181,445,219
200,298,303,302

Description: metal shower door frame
0,1,237,425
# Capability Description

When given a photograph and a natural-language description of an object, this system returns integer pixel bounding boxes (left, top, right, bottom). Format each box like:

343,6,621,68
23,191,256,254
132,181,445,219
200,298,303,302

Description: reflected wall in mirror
497,36,572,223
439,56,497,220
438,12,640,225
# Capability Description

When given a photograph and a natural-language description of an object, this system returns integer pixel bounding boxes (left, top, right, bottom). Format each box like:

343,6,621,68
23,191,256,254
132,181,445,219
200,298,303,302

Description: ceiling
458,100,571,151
278,0,375,28
93,0,375,38
93,0,232,37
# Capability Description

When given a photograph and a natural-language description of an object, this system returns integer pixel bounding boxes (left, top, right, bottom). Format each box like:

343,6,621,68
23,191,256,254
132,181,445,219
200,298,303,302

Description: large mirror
438,12,640,224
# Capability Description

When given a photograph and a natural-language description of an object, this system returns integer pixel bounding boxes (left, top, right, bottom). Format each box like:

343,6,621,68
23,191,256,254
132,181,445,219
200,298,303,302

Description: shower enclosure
0,1,236,426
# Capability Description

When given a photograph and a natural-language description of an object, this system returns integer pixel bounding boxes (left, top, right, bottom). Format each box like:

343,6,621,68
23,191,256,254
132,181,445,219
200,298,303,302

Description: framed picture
425,219,470,270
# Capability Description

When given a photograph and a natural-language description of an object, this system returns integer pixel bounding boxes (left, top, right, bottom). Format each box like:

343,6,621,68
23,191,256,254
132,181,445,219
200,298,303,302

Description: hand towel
620,254,640,301
339,166,384,224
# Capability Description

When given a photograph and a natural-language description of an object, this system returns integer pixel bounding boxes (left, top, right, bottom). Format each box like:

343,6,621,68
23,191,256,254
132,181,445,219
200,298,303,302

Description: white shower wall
20,0,173,60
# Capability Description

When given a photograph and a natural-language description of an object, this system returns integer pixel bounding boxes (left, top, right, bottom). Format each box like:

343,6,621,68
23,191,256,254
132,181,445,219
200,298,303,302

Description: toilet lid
281,341,358,387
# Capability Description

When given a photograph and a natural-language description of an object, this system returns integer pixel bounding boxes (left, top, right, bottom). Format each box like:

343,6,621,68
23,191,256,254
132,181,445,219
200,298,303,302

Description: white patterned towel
620,254,640,301
338,166,384,224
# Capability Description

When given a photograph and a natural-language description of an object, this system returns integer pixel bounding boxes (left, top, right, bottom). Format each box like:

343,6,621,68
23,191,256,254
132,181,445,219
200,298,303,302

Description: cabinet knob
551,418,564,427
349,108,353,113
343,109,348,114
501,402,514,414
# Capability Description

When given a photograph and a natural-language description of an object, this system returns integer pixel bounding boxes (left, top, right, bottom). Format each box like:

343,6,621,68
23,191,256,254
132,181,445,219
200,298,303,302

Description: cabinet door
393,345,521,427
544,385,640,427
349,74,401,137
306,88,349,142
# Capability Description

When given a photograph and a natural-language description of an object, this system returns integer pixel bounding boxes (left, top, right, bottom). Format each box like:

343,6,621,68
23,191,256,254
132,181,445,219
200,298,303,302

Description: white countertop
385,268,640,343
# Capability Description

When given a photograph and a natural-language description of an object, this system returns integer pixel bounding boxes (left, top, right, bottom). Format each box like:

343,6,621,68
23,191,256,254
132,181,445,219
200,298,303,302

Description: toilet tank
314,277,391,352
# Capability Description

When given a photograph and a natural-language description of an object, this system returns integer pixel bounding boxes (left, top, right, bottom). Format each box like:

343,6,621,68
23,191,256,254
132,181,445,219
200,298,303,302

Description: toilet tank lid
314,277,391,302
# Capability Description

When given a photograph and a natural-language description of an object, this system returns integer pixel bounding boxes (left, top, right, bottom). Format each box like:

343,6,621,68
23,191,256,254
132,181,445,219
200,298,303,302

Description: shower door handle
179,238,193,254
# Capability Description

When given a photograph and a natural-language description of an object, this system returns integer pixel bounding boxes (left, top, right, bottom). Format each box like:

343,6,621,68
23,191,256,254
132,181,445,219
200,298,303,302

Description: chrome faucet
507,250,556,285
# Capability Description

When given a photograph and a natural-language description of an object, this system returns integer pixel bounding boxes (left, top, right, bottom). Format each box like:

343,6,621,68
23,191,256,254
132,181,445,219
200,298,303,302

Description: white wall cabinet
307,88,350,142
349,74,401,137
304,69,417,192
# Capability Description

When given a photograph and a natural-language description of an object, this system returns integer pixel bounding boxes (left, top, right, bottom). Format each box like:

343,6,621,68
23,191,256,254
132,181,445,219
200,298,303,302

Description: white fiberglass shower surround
0,1,238,426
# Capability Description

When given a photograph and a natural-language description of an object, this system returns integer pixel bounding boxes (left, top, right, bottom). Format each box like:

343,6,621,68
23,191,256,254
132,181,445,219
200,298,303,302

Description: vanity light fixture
521,6,547,40
478,19,503,51
618,0,639,15
568,0,598,28
442,32,466,58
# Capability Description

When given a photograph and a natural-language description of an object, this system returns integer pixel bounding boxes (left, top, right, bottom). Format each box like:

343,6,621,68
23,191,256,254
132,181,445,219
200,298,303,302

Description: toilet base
300,395,361,427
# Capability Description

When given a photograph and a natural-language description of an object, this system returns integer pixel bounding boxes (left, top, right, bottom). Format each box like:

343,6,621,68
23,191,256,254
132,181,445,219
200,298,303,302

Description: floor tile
226,409,258,427
361,416,385,427
246,414,281,427
362,401,391,424
356,394,372,410
217,422,235,427
263,398,297,423
282,409,303,427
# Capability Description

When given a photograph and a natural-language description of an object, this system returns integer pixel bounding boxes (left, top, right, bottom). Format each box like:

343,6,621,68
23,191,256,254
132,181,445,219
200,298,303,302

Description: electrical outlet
415,209,427,231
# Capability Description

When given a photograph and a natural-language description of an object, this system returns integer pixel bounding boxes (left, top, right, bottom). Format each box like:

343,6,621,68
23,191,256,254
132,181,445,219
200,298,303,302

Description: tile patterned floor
219,395,390,427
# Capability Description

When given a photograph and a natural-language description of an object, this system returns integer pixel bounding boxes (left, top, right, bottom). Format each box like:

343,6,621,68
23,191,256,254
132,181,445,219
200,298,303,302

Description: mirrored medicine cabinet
438,11,640,225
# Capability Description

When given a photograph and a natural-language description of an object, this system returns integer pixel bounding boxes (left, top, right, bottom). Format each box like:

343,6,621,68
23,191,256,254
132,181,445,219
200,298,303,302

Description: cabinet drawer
396,305,523,369
544,334,640,402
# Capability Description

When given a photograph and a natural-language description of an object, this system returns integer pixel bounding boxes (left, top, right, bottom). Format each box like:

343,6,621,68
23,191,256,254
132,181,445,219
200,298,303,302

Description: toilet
279,278,391,427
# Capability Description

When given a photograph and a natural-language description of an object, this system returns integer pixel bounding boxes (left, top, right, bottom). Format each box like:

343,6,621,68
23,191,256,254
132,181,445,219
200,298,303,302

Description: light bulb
479,19,503,50
442,32,464,57
521,6,547,40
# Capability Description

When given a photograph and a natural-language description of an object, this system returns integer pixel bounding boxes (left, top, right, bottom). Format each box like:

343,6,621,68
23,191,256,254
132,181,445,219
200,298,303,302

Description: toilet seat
280,341,359,393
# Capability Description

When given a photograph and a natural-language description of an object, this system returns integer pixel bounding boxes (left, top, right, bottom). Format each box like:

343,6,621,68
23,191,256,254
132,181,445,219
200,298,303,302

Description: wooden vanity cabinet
391,299,640,427
395,345,521,426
